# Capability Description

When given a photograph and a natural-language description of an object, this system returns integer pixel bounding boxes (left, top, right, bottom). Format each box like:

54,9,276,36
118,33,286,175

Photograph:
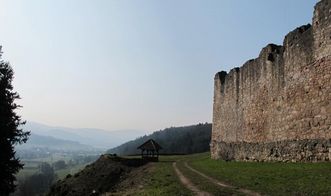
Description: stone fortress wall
211,0,331,162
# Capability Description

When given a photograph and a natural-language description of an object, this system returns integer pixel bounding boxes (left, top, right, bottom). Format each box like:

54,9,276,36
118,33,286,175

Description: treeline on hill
107,123,211,155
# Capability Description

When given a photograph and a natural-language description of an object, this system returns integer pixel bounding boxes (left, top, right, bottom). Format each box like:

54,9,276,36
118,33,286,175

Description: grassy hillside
189,154,331,195
108,123,211,155
119,153,331,196
47,152,331,195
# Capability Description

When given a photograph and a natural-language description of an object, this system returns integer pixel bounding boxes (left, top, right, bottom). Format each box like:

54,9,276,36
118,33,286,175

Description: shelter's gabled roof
137,139,162,151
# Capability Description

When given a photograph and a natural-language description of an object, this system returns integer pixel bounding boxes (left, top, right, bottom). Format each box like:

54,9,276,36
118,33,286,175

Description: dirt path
172,162,211,196
184,162,260,196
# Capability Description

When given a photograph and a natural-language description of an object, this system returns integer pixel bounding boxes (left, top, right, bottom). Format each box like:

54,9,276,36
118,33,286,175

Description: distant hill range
16,133,96,152
15,133,101,159
107,123,212,155
23,122,147,149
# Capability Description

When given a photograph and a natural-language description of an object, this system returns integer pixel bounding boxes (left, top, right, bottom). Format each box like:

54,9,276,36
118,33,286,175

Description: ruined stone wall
211,0,331,162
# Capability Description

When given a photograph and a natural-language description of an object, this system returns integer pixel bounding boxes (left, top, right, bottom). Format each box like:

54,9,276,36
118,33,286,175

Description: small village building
137,139,162,162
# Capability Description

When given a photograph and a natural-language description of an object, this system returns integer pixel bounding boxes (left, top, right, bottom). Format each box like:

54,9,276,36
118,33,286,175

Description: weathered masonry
211,0,331,162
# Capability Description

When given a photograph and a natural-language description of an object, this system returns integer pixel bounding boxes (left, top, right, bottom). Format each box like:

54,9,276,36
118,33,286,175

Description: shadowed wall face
211,0,331,162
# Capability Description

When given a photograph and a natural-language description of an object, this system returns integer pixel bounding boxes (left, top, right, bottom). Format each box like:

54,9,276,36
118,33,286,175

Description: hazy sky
0,0,317,131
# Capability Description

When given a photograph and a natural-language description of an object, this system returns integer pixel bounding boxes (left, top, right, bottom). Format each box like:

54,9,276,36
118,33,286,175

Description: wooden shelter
137,139,162,162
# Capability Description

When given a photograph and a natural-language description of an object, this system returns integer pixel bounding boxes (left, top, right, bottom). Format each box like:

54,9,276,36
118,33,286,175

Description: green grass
19,153,330,195
132,153,331,195
137,156,192,196
187,152,331,196
176,158,243,195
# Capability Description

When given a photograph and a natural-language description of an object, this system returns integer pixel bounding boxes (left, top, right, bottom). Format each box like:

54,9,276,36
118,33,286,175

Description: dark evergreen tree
0,46,30,195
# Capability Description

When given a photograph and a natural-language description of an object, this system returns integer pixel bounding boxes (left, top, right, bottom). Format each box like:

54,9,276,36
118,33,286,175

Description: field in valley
17,158,89,180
